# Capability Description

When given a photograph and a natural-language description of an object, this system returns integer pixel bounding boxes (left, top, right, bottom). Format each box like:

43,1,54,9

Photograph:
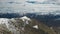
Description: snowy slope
0,16,31,34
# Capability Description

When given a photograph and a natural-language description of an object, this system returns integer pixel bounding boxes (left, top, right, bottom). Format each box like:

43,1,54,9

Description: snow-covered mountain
0,16,57,34
0,16,31,34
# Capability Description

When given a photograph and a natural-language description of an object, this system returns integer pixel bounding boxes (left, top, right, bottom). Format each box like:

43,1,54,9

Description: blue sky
0,0,60,15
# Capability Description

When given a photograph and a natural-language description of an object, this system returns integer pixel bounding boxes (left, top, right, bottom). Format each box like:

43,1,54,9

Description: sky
0,0,60,14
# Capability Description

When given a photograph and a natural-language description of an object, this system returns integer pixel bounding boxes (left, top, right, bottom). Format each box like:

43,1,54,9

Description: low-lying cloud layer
0,0,60,15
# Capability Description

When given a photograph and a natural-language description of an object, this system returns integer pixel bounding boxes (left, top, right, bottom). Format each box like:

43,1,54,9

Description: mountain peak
20,16,31,21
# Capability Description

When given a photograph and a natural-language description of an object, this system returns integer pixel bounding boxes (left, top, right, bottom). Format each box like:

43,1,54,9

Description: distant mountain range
0,13,60,27
25,13,60,27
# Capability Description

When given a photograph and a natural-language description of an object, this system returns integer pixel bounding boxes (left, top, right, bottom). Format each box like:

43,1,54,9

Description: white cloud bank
0,0,60,15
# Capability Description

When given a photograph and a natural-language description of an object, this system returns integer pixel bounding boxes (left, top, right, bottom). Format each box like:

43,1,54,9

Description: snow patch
33,25,38,29
20,16,31,21
20,16,31,24
0,18,10,28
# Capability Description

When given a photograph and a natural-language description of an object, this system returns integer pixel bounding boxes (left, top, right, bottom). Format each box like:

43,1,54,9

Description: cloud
0,0,60,15
26,0,60,5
